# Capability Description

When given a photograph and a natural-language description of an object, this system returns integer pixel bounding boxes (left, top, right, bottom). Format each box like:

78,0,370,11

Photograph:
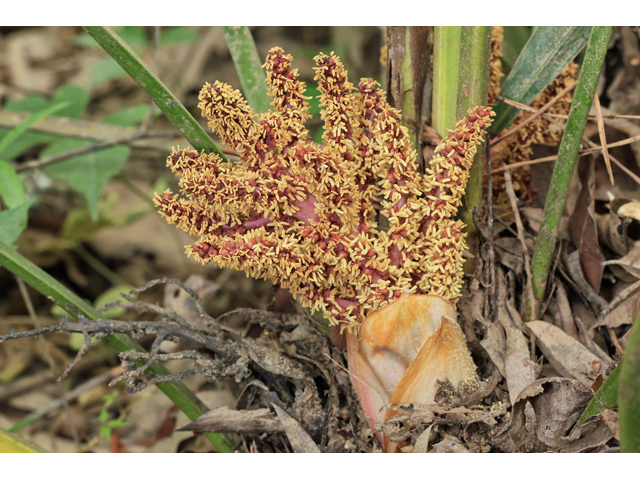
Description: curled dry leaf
527,321,603,386
596,209,631,257
493,377,614,452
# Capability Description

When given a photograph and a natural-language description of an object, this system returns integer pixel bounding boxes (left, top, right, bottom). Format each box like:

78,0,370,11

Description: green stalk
432,26,461,138
456,27,492,241
83,27,226,160
529,27,612,316
619,309,640,452
0,241,233,452
222,27,271,114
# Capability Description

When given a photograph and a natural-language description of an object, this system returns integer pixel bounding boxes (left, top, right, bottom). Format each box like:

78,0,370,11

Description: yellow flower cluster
155,47,493,329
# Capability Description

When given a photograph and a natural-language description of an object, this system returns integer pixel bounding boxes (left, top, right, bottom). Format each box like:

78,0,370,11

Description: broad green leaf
490,26,592,135
0,427,48,453
161,26,199,45
43,139,130,220
50,83,90,119
90,57,128,88
0,160,26,208
0,240,233,451
0,199,35,245
222,26,271,114
103,104,152,126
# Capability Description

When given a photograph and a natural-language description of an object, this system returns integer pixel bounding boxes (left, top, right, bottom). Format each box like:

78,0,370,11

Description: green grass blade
0,101,71,157
490,26,592,134
619,310,640,452
432,26,461,138
0,426,48,452
82,26,226,160
0,241,233,451
530,27,612,314
222,26,271,114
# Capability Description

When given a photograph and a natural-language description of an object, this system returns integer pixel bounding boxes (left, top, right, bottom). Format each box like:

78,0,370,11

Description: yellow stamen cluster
155,47,493,329
489,28,578,203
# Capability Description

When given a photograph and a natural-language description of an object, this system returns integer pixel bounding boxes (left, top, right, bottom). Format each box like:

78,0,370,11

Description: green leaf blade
491,26,592,134
0,199,35,245
0,160,26,208
43,140,130,220
222,26,271,114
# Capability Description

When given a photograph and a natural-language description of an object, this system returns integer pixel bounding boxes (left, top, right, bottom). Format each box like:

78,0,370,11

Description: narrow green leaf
0,101,70,157
222,26,271,114
0,240,234,452
490,26,592,134
82,26,226,160
577,364,619,424
530,27,612,315
43,139,130,220
0,427,48,453
500,26,532,70
619,310,640,452
0,160,26,208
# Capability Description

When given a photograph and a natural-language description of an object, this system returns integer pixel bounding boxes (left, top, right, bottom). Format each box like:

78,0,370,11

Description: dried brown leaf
272,404,321,453
497,271,538,405
493,377,607,452
569,155,605,292
178,406,284,434
602,240,640,279
480,321,507,378
527,321,602,386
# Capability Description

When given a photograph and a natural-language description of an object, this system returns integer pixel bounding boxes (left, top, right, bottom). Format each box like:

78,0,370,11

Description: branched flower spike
155,47,494,451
